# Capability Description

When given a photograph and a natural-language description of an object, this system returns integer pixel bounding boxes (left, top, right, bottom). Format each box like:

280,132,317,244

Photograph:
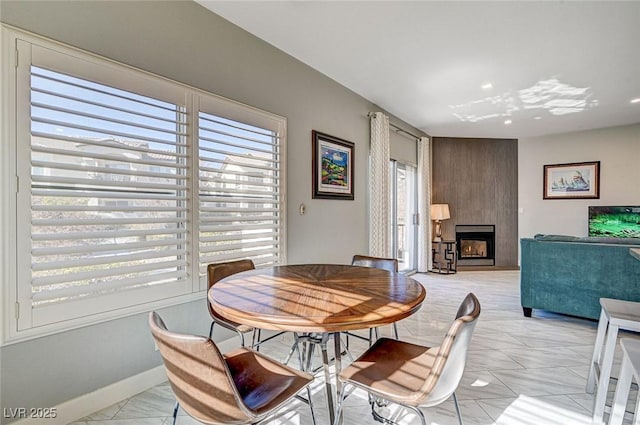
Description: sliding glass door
391,161,418,273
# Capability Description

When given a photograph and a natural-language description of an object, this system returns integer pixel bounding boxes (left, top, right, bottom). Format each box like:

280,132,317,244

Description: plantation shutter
197,96,286,282
16,42,191,328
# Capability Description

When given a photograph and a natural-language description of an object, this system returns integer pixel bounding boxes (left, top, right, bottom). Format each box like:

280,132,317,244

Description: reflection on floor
70,271,639,425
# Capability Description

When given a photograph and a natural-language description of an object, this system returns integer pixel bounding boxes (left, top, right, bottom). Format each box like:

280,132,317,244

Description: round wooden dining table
208,263,426,424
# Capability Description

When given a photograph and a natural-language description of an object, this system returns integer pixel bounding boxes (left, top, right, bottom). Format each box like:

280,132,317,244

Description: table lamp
430,203,450,242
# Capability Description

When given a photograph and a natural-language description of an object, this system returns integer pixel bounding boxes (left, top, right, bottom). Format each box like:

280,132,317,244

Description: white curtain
417,136,432,272
369,112,391,257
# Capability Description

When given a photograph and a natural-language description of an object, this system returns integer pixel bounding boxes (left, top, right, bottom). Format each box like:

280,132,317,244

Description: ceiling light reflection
450,78,598,123
631,98,640,104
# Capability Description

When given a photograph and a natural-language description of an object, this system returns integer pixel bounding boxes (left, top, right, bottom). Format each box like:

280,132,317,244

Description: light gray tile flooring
70,270,640,425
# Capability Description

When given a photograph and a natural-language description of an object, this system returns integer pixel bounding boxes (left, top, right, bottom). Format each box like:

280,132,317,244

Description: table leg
334,331,344,425
593,323,620,425
283,332,301,367
587,309,609,394
607,354,632,425
320,333,335,422
305,339,315,374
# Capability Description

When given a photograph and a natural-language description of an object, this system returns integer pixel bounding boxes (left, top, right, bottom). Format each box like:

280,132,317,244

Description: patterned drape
369,112,391,257
417,136,432,272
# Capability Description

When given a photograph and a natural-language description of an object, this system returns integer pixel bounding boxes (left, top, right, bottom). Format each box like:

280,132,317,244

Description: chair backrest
207,259,255,289
417,293,481,406
149,312,254,425
351,254,398,273
207,259,255,317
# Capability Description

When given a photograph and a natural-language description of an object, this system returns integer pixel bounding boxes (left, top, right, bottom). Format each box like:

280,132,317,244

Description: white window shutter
197,97,286,282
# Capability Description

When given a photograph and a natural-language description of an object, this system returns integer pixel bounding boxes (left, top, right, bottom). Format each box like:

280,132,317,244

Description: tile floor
70,270,639,425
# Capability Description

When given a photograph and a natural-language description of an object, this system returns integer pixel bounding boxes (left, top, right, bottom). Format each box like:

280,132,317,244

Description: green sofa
520,234,640,319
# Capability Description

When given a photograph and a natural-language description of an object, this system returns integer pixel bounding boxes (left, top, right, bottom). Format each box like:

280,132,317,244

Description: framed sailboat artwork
543,161,600,200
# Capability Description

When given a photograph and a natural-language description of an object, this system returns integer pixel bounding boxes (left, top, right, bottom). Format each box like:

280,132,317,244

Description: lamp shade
430,204,450,221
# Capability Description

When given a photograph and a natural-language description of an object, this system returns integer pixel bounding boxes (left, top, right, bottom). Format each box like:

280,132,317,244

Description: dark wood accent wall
432,137,518,268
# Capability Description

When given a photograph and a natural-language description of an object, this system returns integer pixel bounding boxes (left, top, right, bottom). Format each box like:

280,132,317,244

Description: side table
432,240,457,274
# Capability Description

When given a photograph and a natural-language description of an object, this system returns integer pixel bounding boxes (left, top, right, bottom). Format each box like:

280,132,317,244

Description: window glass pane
392,162,418,272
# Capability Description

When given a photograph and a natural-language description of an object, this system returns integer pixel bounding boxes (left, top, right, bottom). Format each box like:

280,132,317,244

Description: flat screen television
588,206,640,238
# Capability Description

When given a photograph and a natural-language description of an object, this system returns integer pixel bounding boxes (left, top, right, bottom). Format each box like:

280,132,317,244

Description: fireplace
455,225,495,266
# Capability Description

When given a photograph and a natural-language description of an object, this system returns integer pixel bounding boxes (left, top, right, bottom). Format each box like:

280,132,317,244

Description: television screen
588,206,640,238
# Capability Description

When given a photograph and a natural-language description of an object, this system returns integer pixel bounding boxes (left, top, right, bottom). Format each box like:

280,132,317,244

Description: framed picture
312,130,354,200
543,161,600,200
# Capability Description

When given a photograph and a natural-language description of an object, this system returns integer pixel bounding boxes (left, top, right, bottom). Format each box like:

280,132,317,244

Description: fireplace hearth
455,224,495,266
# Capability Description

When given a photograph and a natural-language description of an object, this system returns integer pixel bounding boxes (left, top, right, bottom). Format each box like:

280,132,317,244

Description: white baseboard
11,366,167,425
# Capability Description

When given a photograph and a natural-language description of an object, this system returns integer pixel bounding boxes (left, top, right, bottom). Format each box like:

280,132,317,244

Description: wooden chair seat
225,347,313,413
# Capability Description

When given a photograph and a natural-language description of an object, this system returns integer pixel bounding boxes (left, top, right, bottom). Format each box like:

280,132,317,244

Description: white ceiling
198,1,640,139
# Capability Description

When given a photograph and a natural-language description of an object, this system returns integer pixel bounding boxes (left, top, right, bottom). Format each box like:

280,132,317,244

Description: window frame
1,26,287,344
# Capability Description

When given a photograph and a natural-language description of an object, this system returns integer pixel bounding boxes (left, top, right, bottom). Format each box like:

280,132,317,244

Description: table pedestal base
285,332,347,425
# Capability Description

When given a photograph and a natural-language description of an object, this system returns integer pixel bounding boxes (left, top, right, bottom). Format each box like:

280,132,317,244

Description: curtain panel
369,112,391,258
417,136,432,272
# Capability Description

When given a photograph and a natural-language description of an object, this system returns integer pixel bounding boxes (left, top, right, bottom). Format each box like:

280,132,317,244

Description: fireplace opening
455,225,495,266
460,240,488,258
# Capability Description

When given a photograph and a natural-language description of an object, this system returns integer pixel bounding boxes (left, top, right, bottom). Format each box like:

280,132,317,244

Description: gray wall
0,1,425,421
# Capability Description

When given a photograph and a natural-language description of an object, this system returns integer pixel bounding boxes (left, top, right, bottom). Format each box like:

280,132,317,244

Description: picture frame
543,161,600,200
312,130,354,200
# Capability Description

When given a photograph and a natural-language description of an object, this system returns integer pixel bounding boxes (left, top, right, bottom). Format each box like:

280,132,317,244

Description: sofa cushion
533,234,580,242
534,234,640,245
